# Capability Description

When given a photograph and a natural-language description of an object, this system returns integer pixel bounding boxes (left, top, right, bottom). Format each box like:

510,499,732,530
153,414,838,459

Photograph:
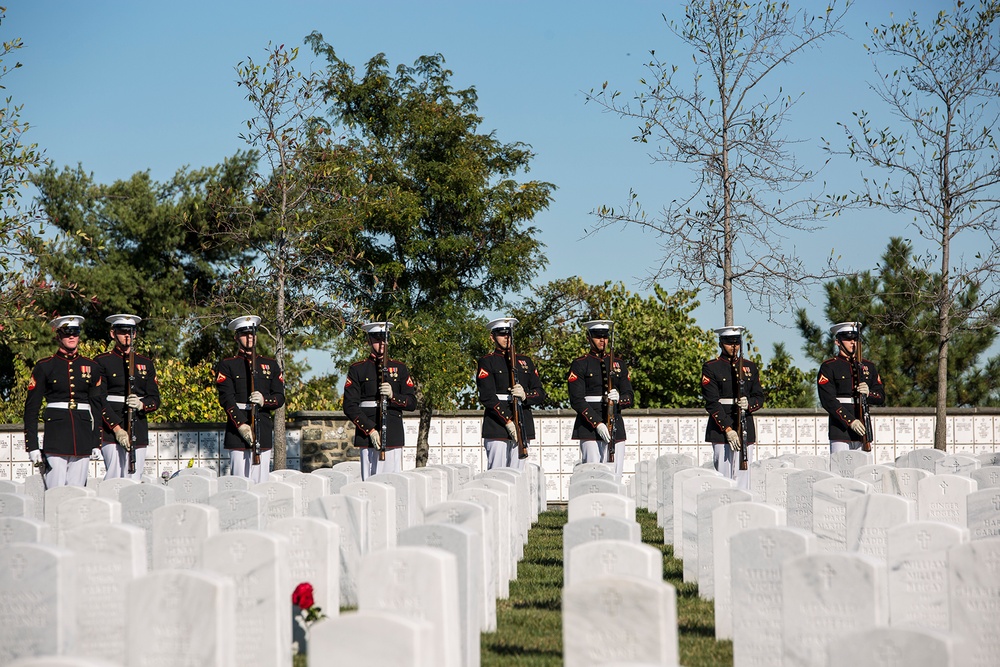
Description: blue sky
7,1,958,376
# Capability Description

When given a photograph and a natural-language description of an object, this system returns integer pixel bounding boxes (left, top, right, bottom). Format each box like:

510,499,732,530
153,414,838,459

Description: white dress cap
361,321,394,335
714,325,745,339
106,313,142,328
50,315,85,330
830,321,860,337
227,315,262,332
487,317,518,332
583,319,613,332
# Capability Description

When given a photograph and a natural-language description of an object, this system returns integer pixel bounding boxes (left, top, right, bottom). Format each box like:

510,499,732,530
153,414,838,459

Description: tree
797,237,1000,409
829,1,1000,448
760,342,814,408
0,9,49,404
511,278,717,408
210,43,365,469
586,0,849,324
306,34,555,465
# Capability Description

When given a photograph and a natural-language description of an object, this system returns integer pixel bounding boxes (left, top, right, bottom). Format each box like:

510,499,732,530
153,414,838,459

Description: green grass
482,507,732,667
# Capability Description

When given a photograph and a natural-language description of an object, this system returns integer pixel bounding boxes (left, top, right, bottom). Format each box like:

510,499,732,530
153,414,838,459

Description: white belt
495,394,510,401
236,402,252,410
717,398,735,405
585,395,603,402
106,395,125,403
47,402,92,413
837,397,855,404
360,401,378,408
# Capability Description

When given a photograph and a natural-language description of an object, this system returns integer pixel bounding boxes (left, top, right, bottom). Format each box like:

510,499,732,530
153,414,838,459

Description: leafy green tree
209,43,366,469
796,237,1000,410
306,35,555,465
587,0,849,324
511,278,717,408
760,342,814,409
828,1,1000,447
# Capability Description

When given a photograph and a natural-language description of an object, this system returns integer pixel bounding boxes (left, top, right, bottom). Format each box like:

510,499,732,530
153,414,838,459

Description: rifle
376,330,389,462
248,344,262,466
126,340,137,475
602,323,617,464
33,452,51,491
852,326,874,453
506,324,528,460
732,349,749,472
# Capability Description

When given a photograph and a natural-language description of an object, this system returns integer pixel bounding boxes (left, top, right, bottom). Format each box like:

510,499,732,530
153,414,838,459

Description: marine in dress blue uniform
214,315,285,482
817,321,885,454
95,314,161,480
567,320,633,479
476,317,547,470
24,315,105,487
342,322,417,480
700,325,765,490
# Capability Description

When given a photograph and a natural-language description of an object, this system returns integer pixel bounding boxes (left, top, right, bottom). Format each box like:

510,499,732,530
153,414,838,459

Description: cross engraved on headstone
992,494,1000,512
760,535,777,558
228,495,240,511
939,480,949,493
588,484,600,494
176,508,187,525
289,526,304,545
78,503,91,521
601,549,618,573
590,525,604,540
870,469,881,482
0,499,6,513
916,530,931,550
426,531,443,548
137,488,148,504
92,530,108,551
230,539,247,563
0,524,13,545
900,472,910,484
266,486,277,501
446,508,461,523
591,501,604,516
737,510,751,529
990,472,999,484
599,590,623,616
719,494,732,506
183,479,193,492
833,484,846,500
820,563,836,590
986,549,1000,574
844,453,854,465
701,481,712,492
391,559,409,584
9,553,25,579
356,487,369,499
876,642,902,667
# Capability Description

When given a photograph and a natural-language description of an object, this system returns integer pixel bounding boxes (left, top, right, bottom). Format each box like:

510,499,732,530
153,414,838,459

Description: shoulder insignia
95,377,102,386
344,378,353,388
818,375,829,385
478,368,490,379
406,376,414,387
216,372,227,384
568,371,578,382
27,377,36,391
876,374,882,384
278,373,284,383
701,375,711,386
628,369,631,381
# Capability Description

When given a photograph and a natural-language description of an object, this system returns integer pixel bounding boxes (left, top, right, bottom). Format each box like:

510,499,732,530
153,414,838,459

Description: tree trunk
934,337,949,451
273,270,287,470
416,397,431,468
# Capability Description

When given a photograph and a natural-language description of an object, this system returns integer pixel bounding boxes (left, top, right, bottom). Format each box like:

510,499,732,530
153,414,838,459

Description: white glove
505,421,519,441
249,391,264,406
126,394,143,410
238,423,254,444
607,389,620,403
369,429,382,450
737,396,749,410
850,419,867,437
29,450,42,465
114,428,132,451
596,422,611,442
857,382,869,397
510,384,526,401
379,382,393,399
725,428,741,451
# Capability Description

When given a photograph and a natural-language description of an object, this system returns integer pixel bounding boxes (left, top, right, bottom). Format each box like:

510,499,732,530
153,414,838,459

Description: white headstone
308,494,370,607
830,449,872,478
0,544,75,664
681,475,734,581
563,516,641,570
358,546,462,667
308,611,432,667
965,487,1000,540
209,488,266,532
845,493,916,561
0,491,35,518
828,627,955,667
96,477,138,501
566,539,662,586
43,486,95,525
562,575,678,667
202,530,291,667
948,537,1000,667
253,480,302,526
450,486,510,599
782,553,888,667
887,520,968,632
341,481,397,552
168,474,218,503
813,476,871,552
0,515,51,546
270,517,340,615
120,483,174,567
786,469,836,531
970,465,1000,490
369,472,420,532
217,475,251,492
918,473,977,526
567,492,636,523
56,496,121,545
127,569,236,667
672,467,722,553
884,466,931,500
311,468,352,494
152,502,220,570
697,488,753,597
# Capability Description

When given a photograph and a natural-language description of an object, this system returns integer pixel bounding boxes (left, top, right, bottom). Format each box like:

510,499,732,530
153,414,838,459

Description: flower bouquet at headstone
292,581,327,655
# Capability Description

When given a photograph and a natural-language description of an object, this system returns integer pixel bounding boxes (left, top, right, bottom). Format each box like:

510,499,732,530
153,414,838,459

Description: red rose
292,582,315,609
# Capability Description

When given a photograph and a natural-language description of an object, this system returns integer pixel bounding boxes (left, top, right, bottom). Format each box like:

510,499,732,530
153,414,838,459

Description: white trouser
102,443,146,480
484,439,526,471
229,449,271,483
830,440,865,454
360,447,402,481
44,454,90,488
578,439,624,481
713,442,755,491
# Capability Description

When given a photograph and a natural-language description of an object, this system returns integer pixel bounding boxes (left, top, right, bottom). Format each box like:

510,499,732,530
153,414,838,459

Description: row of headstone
637,448,1000,667
0,460,546,667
